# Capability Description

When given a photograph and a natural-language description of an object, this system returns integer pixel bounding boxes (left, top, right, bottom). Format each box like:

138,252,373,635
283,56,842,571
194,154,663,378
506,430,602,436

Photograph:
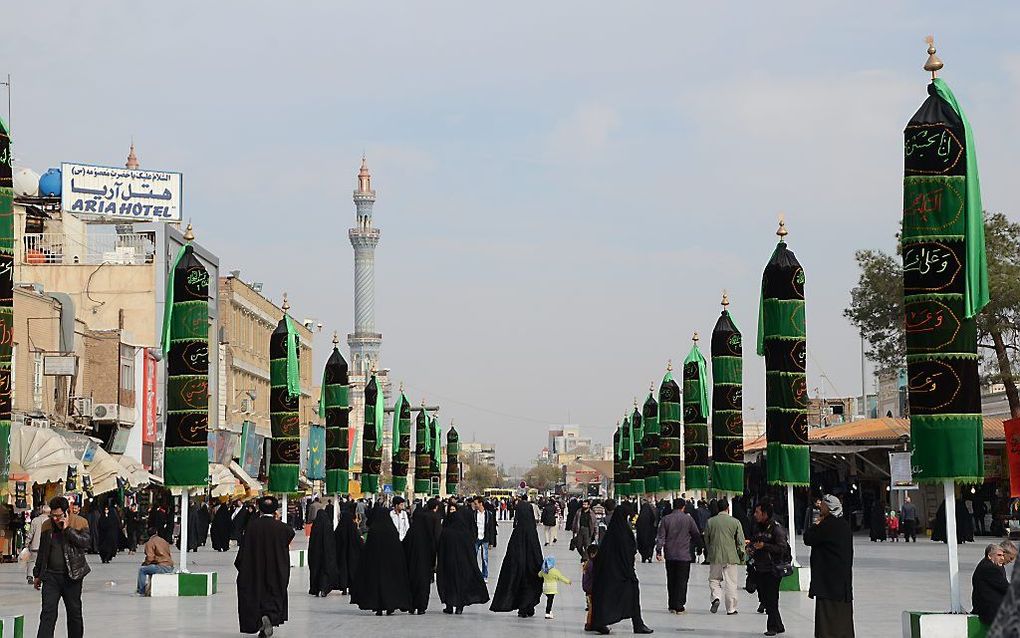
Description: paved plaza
0,521,998,636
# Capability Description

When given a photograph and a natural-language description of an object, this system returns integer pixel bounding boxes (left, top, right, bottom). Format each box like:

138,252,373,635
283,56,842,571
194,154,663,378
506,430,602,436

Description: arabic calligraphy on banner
60,162,182,221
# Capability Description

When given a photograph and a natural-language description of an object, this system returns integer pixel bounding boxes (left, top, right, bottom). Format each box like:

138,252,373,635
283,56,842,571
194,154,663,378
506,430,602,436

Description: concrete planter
150,571,218,597
0,616,24,638
779,566,810,592
902,611,988,638
290,549,306,568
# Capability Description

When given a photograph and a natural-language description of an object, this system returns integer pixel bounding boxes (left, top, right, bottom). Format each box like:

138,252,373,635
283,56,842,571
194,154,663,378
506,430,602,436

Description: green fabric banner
759,238,810,486
0,117,13,490
322,346,350,495
711,306,745,493
162,244,210,488
902,79,987,482
391,393,411,493
414,408,431,494
430,415,442,496
658,368,683,491
642,390,660,494
268,312,302,494
361,374,383,494
683,343,710,490
445,426,460,495
629,405,645,495
617,414,631,496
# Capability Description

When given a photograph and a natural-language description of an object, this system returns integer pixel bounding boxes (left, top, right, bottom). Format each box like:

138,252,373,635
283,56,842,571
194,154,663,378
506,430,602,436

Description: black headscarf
591,502,641,628
635,502,657,561
308,509,339,596
335,502,363,593
97,507,120,562
489,500,543,614
437,505,489,609
351,506,412,612
211,502,232,551
404,501,441,612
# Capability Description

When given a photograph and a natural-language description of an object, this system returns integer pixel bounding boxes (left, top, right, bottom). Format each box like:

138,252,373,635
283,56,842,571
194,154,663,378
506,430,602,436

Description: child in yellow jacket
539,556,571,619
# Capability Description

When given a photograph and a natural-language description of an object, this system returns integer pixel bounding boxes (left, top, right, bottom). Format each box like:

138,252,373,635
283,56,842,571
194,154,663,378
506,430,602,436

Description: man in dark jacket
33,496,91,638
749,499,789,637
654,498,702,613
472,496,497,581
541,499,558,546
972,544,1009,626
803,495,855,637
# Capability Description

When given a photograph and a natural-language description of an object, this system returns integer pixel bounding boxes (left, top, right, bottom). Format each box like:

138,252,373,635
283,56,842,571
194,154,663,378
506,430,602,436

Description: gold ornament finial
399,381,405,392
722,290,730,308
634,397,638,408
650,381,655,393
667,359,673,372
421,399,426,407
281,292,290,313
776,214,788,240
924,35,943,79
693,331,700,343
183,222,195,242
331,331,339,346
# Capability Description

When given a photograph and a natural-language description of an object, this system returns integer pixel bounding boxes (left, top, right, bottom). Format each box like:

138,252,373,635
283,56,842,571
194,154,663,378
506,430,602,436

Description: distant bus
483,488,514,500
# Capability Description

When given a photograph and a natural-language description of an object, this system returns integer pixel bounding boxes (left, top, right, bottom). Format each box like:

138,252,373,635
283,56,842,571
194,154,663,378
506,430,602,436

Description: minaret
126,141,139,169
347,156,381,378
347,157,383,469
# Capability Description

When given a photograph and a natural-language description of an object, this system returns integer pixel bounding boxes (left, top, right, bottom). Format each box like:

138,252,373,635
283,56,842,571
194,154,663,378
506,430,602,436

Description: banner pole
943,479,962,613
179,489,190,573
786,485,799,568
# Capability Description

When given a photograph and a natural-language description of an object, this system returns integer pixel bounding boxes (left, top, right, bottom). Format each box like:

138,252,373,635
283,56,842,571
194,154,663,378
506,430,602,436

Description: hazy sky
5,3,1020,465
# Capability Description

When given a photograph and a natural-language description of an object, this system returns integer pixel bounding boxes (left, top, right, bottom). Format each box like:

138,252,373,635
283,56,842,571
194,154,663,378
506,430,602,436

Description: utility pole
0,74,10,131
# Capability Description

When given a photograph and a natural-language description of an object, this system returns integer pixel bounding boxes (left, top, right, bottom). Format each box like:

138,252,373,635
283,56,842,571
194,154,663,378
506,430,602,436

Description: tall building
347,158,386,467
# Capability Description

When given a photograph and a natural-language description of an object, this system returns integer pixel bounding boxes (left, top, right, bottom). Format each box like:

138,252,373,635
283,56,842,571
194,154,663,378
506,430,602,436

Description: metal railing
22,232,156,265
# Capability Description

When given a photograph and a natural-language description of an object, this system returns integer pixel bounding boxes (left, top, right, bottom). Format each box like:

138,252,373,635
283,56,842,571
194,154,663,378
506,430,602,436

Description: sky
5,3,1020,465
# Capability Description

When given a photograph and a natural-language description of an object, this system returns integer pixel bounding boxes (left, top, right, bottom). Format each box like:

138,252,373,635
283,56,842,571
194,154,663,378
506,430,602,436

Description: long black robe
404,505,441,612
591,504,642,628
97,509,120,563
211,504,232,551
437,506,490,610
196,504,211,546
490,501,543,615
335,505,363,594
234,514,295,634
635,503,657,562
232,506,251,544
187,505,200,552
308,510,339,596
351,506,412,613
86,506,101,553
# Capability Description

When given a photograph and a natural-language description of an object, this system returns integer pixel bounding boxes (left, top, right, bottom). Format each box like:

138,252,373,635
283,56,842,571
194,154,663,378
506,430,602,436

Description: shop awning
209,463,241,498
228,461,262,493
111,455,157,487
9,425,82,485
88,446,132,496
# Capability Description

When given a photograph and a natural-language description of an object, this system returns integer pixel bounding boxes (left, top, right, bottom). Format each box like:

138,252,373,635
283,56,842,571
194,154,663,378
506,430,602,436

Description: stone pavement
0,521,998,636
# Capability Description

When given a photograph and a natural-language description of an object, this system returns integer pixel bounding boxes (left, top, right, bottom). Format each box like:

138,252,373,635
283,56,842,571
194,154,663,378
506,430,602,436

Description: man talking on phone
33,496,91,638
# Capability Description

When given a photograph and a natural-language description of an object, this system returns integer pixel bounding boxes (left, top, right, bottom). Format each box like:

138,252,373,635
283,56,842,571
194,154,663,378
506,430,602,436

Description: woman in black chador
490,498,543,617
404,498,442,614
335,502,363,596
590,501,653,634
351,505,412,615
308,509,339,597
97,504,121,563
210,502,232,551
437,501,489,614
635,501,658,563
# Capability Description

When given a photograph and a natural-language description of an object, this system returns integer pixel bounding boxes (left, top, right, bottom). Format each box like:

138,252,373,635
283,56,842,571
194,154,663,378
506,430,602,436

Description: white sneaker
545,613,554,619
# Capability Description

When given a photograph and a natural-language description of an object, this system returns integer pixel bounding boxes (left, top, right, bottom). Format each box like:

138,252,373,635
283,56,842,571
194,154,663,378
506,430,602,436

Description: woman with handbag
748,499,790,636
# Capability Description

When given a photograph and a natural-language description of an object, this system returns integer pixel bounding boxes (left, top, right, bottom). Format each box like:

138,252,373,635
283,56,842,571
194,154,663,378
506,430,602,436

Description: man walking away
541,499,558,546
748,499,790,637
473,496,496,581
655,498,702,614
25,505,49,584
803,495,855,638
703,498,745,615
900,496,918,543
136,526,174,595
390,497,410,542
235,496,295,637
572,500,596,561
33,496,90,638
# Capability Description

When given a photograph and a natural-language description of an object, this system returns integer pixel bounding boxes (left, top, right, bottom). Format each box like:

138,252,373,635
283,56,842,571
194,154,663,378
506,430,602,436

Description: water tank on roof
38,168,61,197
13,168,39,196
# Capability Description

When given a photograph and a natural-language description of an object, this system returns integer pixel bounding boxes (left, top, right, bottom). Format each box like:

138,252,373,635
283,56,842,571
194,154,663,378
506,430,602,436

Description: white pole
333,493,340,530
943,480,963,613
281,493,288,525
179,490,189,573
786,485,799,567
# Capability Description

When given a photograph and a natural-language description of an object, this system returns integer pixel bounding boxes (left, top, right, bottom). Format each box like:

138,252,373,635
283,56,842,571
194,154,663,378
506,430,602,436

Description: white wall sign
61,162,182,221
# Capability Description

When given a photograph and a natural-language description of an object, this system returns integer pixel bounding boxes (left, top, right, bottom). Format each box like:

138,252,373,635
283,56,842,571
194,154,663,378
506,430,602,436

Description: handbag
744,565,758,593
569,537,577,551
772,562,794,579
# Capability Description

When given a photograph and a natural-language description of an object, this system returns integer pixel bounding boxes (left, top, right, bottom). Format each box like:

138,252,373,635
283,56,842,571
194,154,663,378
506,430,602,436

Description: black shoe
259,615,273,638
375,611,383,616
595,627,611,635
757,603,766,614
711,599,720,613
634,626,653,634
444,606,454,615
386,610,394,616
455,607,463,615
417,609,426,615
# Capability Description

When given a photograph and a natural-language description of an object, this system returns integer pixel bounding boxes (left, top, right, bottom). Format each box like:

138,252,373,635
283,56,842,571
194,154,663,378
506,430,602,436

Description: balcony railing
22,232,156,266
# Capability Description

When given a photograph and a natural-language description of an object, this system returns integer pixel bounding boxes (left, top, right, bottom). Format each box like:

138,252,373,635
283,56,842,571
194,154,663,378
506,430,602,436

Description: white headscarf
822,494,843,518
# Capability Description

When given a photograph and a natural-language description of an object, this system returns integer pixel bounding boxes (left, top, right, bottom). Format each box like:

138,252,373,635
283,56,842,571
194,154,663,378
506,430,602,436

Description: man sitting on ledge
137,526,174,595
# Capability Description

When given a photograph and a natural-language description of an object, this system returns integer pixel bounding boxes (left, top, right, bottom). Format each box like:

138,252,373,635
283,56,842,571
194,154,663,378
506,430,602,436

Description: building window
33,353,43,410
121,362,135,392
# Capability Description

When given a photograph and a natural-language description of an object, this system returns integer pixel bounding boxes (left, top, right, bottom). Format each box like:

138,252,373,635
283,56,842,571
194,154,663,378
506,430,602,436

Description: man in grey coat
703,498,745,615
655,498,702,614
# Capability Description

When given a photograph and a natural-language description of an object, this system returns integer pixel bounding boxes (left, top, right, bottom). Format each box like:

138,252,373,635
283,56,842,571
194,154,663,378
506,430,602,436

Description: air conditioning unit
92,403,119,421
71,397,93,418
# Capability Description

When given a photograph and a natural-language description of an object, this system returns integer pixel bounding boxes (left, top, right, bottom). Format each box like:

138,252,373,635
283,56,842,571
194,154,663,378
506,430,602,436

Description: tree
523,461,562,492
462,463,501,495
844,212,1020,416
